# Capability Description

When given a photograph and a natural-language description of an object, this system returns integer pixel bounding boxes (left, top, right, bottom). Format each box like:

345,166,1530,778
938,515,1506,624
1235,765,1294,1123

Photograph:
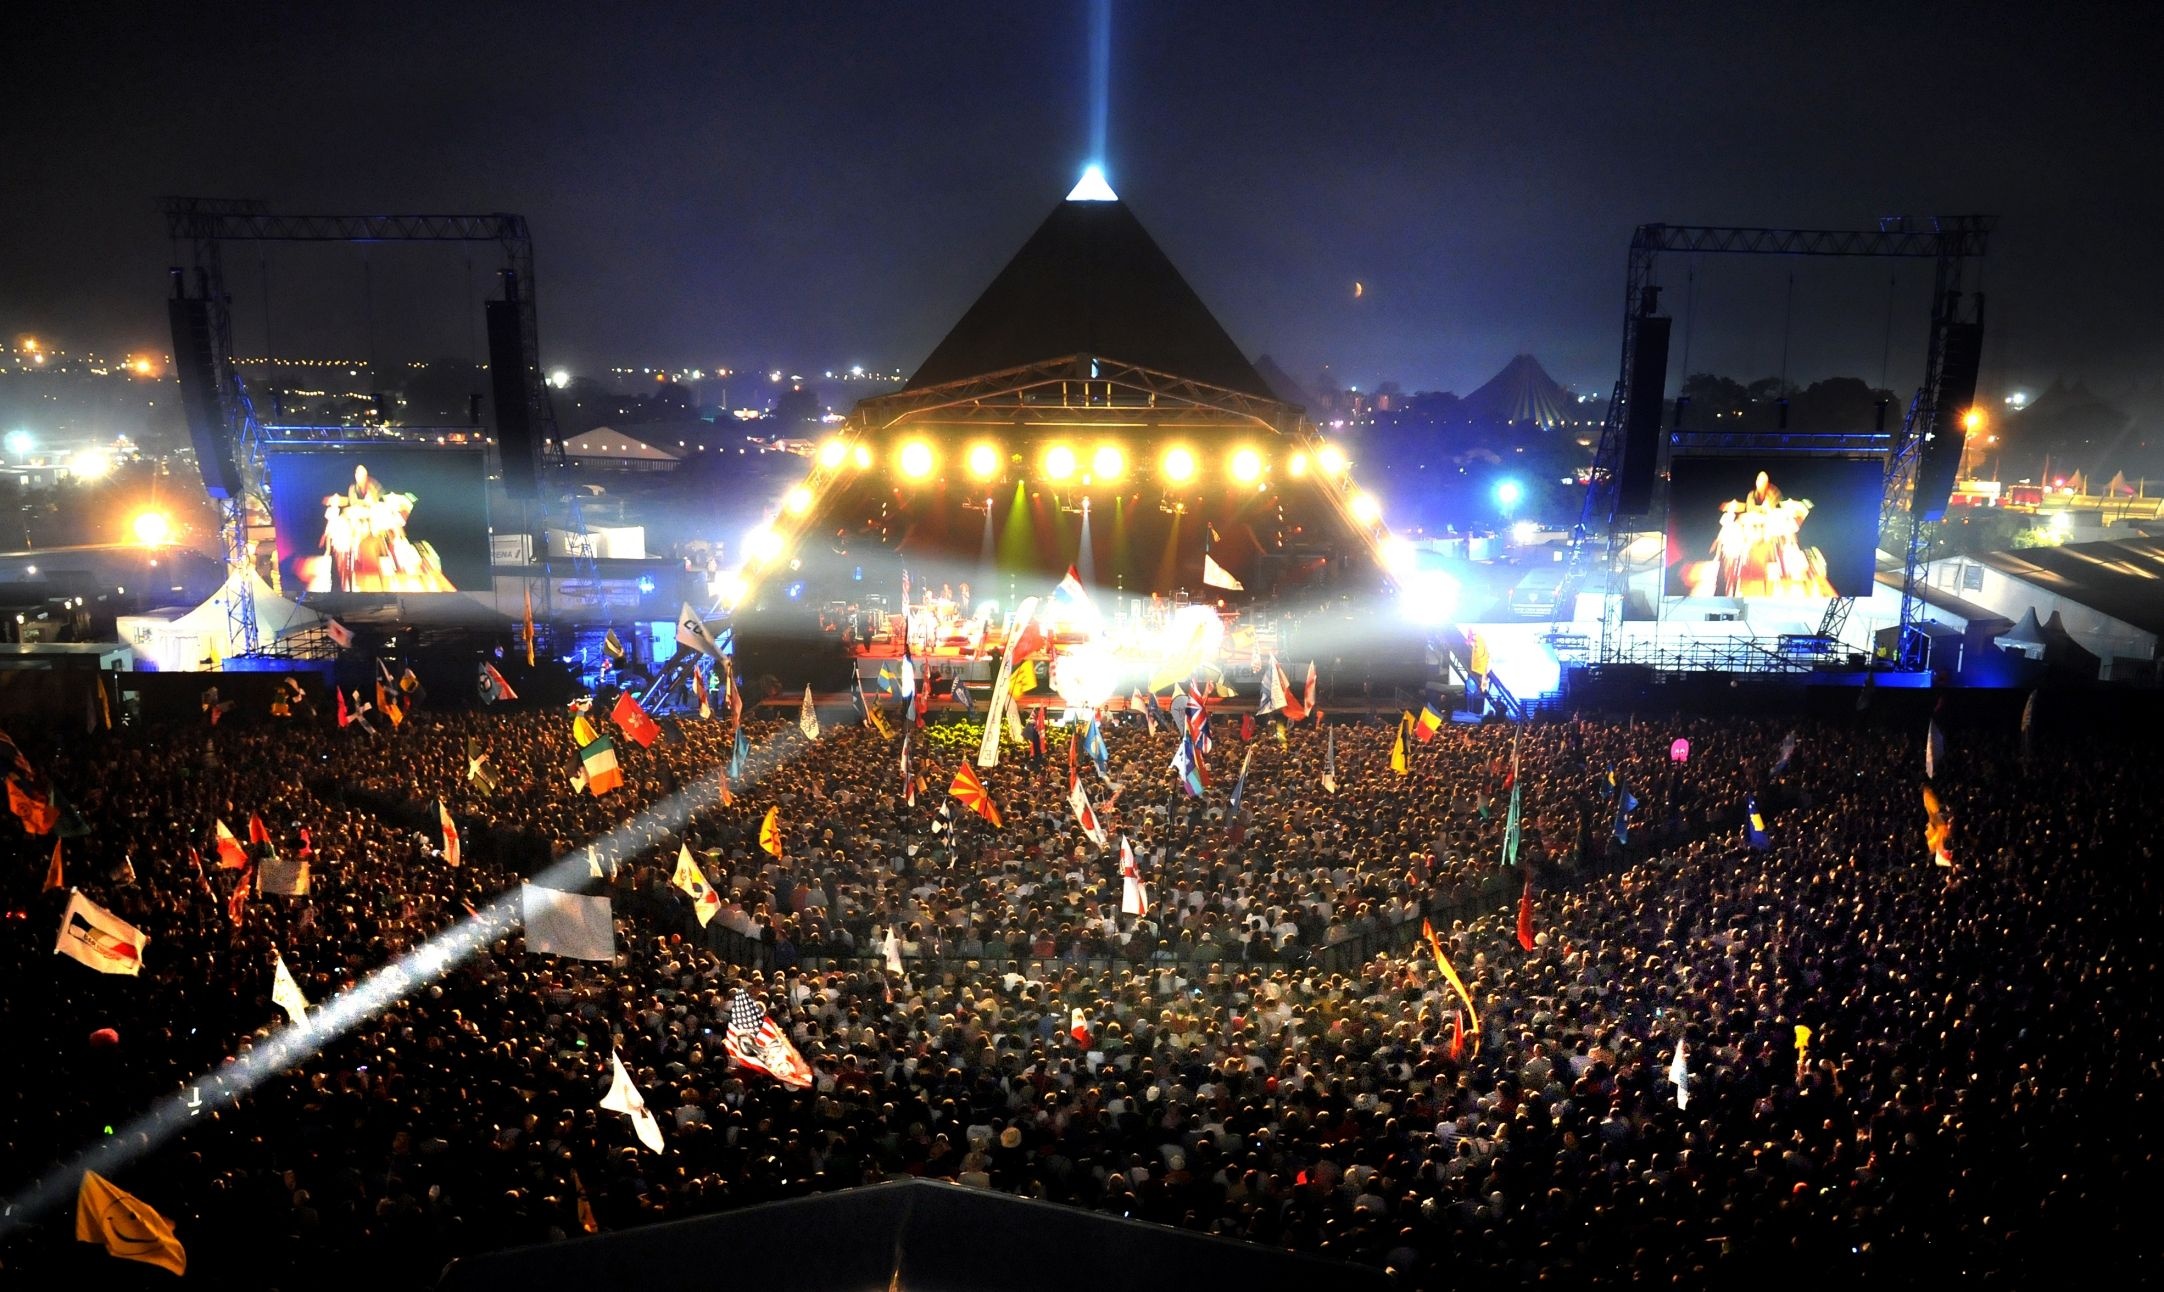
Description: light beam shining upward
1067,164,1117,202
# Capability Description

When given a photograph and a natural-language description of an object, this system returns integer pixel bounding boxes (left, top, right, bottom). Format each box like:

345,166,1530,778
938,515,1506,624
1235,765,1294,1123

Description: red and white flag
212,818,248,870
1118,835,1148,916
54,890,149,976
724,993,813,1088
671,844,722,927
1068,772,1106,848
1069,1008,1091,1045
439,800,461,868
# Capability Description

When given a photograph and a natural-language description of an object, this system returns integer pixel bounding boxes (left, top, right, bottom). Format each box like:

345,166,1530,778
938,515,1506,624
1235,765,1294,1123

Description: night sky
4,2,2158,397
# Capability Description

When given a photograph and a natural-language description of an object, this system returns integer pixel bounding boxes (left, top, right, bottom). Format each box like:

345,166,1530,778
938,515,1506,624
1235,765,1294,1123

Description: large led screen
1664,456,1882,599
268,448,491,594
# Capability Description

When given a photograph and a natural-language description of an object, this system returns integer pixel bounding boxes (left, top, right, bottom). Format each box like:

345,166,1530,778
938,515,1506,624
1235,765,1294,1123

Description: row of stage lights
809,435,1356,496
719,435,1394,611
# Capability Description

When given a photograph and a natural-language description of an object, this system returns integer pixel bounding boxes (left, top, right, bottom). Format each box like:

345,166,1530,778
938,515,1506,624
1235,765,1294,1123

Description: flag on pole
1070,1008,1092,1046
604,628,627,662
1202,553,1245,591
724,992,814,1088
1069,772,1107,847
1170,734,1205,798
950,763,1003,826
1391,712,1411,775
1772,730,1798,776
1670,1038,1689,1110
1794,1023,1813,1075
900,726,918,808
213,818,248,870
759,806,784,858
600,1049,666,1152
522,886,616,960
1240,711,1255,742
1118,835,1148,916
271,950,310,1026
324,617,354,649
1745,795,1770,850
75,1171,186,1276
1923,784,1955,867
1420,919,1480,1037
439,800,461,868
44,838,63,891
799,685,821,739
1501,780,1523,866
953,676,975,718
479,662,518,704
611,691,661,748
1084,712,1110,778
1925,718,1945,780
466,737,500,793
1516,879,1536,952
579,735,624,795
1416,701,1445,742
2020,690,2037,760
54,890,149,976
1229,746,1254,816
523,585,537,667
671,844,722,926
1322,724,1338,794
883,926,904,975
930,795,954,837
729,725,749,780
1301,661,1318,717
693,667,712,720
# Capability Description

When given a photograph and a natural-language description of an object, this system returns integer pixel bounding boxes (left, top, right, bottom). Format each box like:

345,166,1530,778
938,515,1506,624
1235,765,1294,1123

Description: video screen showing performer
268,448,490,595
1665,457,1881,599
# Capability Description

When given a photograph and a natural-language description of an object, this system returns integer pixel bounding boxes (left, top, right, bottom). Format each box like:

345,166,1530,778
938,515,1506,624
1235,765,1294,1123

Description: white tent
116,570,324,671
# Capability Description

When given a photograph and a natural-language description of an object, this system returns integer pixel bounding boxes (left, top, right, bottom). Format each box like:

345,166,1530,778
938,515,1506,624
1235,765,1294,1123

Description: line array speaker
1914,320,1982,522
168,295,242,500
485,299,540,500
1614,313,1672,517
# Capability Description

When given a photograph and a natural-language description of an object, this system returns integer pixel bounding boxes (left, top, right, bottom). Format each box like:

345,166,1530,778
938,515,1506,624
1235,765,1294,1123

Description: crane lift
162,197,562,654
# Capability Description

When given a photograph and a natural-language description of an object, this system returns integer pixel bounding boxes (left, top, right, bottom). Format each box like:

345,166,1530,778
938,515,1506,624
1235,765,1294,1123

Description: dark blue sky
3,2,2157,398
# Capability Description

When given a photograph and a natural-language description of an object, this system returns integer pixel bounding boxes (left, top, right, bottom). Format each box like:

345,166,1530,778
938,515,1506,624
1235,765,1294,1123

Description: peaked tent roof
1461,354,1575,426
904,197,1273,400
436,1178,1384,1292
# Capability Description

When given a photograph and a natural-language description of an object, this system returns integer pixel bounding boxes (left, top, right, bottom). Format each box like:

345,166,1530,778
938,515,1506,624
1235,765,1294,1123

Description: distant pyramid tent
1998,607,2047,656
1461,354,1574,427
902,188,1273,399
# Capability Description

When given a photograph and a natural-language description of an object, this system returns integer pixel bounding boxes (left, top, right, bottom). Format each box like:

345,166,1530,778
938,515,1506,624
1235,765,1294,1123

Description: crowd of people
1,674,2154,1286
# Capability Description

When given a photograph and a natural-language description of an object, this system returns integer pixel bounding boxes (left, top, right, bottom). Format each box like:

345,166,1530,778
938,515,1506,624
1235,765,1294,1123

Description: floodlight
1161,447,1196,483
1043,444,1077,481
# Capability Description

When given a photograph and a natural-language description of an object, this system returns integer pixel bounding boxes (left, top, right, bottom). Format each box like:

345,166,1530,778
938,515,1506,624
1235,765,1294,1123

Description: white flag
1670,1037,1689,1110
1925,719,1945,780
600,1048,666,1152
521,885,616,962
676,602,723,659
439,800,461,869
799,685,821,740
1069,776,1107,848
271,950,311,1027
1257,654,1288,716
1202,553,1244,591
54,890,148,976
1118,836,1148,916
883,926,904,975
671,844,722,927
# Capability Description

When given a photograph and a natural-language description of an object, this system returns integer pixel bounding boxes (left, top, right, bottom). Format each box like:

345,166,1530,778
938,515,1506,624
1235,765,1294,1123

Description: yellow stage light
1349,491,1382,525
1962,407,1985,433
1288,451,1310,478
898,439,935,480
745,526,784,564
967,442,1001,481
715,569,750,608
818,438,847,469
1230,447,1263,483
852,444,872,469
784,484,814,516
1043,444,1077,481
1161,446,1196,483
1092,445,1125,480
132,510,172,546
1317,443,1347,476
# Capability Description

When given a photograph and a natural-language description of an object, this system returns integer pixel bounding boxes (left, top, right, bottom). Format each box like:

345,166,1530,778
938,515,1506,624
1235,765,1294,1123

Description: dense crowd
1,678,2155,1287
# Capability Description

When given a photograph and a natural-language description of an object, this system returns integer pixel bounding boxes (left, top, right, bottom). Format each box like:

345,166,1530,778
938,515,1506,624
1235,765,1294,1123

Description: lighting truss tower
1567,216,1993,665
160,197,562,652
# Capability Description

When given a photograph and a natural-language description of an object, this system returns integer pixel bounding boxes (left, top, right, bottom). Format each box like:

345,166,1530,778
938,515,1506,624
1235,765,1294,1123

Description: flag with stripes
724,993,813,1088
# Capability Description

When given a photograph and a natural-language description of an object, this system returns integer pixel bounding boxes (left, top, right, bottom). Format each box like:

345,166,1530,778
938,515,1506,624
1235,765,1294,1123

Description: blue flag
1611,767,1634,845
1229,747,1253,815
1745,795,1770,850
1171,734,1205,798
1084,713,1109,778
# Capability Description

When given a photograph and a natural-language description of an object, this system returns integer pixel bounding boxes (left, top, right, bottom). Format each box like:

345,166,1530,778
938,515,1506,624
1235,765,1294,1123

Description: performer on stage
1683,469,1837,598
298,463,459,593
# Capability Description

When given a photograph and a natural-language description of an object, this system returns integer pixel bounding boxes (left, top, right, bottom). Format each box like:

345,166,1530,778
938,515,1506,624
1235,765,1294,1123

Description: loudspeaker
1915,319,1983,521
485,299,539,500
1614,313,1671,517
168,295,242,499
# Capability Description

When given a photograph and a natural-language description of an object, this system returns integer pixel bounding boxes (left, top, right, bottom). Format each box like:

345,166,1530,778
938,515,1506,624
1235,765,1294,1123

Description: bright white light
1349,491,1381,525
69,448,114,479
784,485,814,516
715,569,750,608
1067,164,1118,202
1494,478,1524,510
3,430,32,456
2049,512,2073,536
1378,535,1416,574
548,369,571,389
1512,520,1540,545
132,511,172,546
1399,570,1461,626
818,438,847,469
745,526,784,564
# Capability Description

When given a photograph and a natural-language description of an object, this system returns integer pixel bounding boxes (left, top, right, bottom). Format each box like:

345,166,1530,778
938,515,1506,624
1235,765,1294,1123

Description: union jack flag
724,993,813,1088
